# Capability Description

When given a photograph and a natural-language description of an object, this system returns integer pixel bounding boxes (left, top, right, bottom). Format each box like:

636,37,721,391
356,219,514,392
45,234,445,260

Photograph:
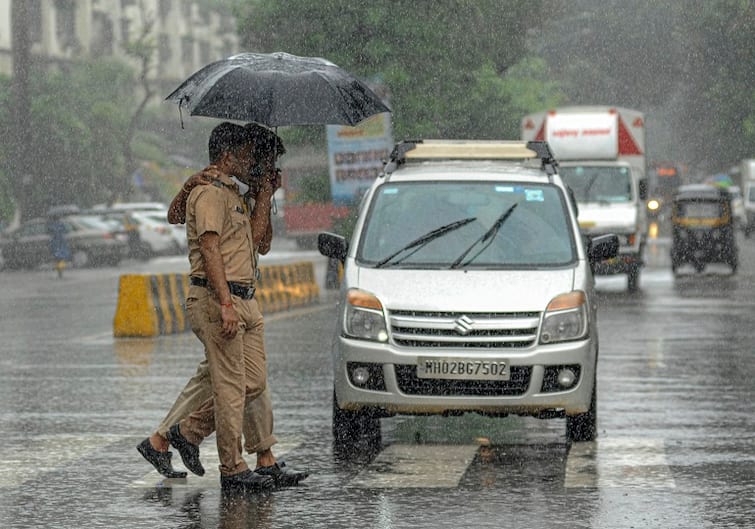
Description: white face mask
229,176,250,196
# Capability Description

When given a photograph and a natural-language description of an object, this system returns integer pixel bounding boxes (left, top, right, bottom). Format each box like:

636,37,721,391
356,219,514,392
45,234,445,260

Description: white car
318,139,619,452
726,186,747,230
129,210,186,256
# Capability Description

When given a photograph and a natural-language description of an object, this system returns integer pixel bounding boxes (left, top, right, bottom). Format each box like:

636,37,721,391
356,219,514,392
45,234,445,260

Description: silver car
318,140,618,452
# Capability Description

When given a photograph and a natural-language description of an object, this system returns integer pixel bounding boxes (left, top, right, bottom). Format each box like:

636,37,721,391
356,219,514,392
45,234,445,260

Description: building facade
0,0,239,88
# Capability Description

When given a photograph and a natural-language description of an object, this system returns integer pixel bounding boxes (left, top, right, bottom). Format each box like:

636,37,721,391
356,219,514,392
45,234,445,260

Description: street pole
10,0,33,221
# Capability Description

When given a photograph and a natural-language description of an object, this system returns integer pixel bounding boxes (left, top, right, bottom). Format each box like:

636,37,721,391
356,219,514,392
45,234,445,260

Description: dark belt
190,276,256,300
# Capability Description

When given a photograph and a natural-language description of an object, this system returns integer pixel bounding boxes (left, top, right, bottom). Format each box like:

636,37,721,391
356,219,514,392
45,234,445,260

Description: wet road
0,230,753,528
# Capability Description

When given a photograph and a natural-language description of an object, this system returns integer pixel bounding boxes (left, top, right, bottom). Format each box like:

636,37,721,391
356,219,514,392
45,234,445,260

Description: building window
159,0,172,22
198,40,211,65
121,18,131,42
91,12,114,56
28,0,43,44
55,0,78,51
158,34,172,65
181,35,194,67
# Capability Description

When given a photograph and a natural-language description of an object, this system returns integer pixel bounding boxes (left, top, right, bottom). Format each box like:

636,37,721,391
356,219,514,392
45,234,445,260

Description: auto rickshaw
670,184,738,274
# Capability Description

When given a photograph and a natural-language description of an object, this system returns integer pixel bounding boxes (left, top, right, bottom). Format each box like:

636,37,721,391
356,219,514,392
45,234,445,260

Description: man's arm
167,186,191,225
167,167,223,224
257,211,274,255
198,231,239,338
250,179,275,250
251,167,280,254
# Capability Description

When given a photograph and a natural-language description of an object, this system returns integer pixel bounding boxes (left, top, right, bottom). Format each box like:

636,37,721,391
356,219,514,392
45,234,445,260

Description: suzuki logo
454,315,474,336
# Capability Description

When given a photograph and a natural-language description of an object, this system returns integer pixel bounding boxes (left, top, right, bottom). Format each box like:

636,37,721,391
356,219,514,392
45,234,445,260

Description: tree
234,0,561,140
530,0,755,174
0,60,134,217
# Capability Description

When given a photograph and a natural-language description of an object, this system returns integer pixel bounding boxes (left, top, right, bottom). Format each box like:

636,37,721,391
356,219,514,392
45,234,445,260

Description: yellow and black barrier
113,261,320,337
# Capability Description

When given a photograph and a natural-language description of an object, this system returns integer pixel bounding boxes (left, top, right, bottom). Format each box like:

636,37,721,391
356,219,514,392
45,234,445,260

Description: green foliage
297,173,331,203
0,59,134,215
234,0,560,141
531,0,755,172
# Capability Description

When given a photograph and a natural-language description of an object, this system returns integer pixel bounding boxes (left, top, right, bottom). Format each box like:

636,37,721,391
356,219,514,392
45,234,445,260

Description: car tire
566,382,597,443
332,390,381,455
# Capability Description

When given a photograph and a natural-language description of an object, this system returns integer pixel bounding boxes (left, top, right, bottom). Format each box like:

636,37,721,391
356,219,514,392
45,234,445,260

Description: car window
357,181,576,268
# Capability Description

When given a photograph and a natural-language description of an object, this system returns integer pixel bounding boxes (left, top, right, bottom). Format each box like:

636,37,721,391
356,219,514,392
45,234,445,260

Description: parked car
318,139,619,452
105,201,168,212
0,214,129,269
128,210,187,257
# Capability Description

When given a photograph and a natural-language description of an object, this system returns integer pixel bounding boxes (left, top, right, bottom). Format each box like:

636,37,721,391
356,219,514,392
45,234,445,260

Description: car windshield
560,165,633,203
357,181,576,268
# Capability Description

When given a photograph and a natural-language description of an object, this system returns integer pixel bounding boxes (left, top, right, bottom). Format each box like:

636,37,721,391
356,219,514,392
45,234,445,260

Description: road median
113,261,320,337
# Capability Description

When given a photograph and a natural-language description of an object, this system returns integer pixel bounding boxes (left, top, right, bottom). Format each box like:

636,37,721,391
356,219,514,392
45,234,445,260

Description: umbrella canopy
165,52,391,127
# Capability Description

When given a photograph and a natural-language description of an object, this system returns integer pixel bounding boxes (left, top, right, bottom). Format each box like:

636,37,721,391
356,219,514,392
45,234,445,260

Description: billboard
327,112,393,205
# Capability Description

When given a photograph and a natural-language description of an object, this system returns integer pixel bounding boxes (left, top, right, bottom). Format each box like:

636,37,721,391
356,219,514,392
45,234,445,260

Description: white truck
740,159,755,237
522,106,648,291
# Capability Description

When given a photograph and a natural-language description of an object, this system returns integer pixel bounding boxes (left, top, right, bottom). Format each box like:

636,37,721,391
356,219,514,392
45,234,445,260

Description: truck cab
558,160,647,290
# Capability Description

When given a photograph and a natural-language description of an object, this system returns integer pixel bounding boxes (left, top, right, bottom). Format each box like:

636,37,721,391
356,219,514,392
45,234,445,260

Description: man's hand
185,165,224,192
220,303,240,339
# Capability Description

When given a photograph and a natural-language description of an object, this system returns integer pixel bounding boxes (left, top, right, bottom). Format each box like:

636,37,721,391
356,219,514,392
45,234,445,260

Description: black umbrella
165,52,391,127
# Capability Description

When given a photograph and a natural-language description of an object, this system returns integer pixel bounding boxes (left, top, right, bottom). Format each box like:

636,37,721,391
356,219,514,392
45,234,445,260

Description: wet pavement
0,228,753,528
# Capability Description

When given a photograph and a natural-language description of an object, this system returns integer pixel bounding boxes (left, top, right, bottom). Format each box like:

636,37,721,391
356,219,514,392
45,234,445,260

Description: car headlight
540,291,589,344
343,289,388,342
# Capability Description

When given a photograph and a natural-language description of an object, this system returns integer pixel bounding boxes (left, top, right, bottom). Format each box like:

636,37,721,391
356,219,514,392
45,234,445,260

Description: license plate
416,357,510,381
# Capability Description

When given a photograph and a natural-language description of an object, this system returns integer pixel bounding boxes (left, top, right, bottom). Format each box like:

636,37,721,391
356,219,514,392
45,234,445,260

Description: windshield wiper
450,203,519,269
374,217,477,268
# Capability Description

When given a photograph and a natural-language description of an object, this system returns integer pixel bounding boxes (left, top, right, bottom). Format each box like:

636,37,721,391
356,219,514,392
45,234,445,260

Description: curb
113,261,320,337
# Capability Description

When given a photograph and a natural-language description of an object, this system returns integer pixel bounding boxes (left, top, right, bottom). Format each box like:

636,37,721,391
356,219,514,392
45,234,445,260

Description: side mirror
639,178,648,201
318,232,348,263
587,234,619,263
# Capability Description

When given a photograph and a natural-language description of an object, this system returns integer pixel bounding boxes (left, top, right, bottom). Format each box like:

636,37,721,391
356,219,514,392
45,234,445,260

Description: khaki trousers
156,360,277,455
180,285,267,476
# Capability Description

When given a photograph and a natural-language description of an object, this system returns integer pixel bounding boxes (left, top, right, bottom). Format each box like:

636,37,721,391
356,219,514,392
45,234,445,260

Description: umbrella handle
178,98,185,129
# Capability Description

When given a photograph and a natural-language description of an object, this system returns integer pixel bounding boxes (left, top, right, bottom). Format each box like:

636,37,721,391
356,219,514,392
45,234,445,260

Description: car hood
354,266,576,313
577,202,637,233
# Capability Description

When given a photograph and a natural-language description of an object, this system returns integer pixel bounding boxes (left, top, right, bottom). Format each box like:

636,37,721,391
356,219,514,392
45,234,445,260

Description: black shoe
166,424,205,476
254,461,309,488
137,438,187,479
221,469,275,492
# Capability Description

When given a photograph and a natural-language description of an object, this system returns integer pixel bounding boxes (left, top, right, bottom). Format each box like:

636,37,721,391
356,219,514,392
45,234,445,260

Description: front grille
389,310,539,348
394,365,532,396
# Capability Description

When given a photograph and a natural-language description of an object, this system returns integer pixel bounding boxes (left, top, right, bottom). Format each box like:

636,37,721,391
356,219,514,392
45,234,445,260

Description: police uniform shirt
186,173,255,284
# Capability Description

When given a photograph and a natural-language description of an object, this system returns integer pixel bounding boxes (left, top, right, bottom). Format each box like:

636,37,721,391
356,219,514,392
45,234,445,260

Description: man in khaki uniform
138,125,307,487
162,122,275,491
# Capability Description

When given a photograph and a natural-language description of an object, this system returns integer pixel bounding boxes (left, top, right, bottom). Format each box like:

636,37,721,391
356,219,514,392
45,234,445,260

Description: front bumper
333,336,597,417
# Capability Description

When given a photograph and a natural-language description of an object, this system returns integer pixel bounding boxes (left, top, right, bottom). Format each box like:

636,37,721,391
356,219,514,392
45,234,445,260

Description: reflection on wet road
0,233,753,528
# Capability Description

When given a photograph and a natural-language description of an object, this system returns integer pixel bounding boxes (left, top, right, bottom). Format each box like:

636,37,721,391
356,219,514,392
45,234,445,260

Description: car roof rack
383,139,558,177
